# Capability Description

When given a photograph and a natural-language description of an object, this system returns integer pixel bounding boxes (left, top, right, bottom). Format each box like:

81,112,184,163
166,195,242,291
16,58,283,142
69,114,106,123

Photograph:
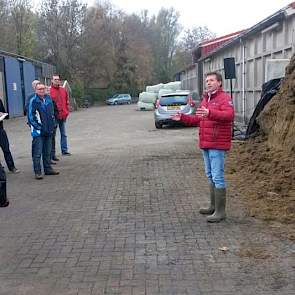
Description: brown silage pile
226,54,295,239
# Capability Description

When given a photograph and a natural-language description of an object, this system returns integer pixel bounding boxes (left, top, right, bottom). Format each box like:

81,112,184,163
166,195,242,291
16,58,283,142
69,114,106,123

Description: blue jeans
202,149,226,188
32,136,52,174
58,119,68,154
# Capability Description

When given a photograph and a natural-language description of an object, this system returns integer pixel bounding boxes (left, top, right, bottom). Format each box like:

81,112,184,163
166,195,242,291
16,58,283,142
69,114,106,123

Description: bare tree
79,2,118,89
181,26,216,51
79,3,155,97
0,0,216,101
37,0,62,70
150,8,181,82
172,26,216,73
122,13,154,91
59,0,86,76
37,0,86,78
9,0,36,56
0,0,11,51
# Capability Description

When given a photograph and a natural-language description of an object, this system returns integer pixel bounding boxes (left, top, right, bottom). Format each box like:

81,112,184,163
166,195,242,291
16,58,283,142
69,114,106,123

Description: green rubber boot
207,188,226,223
199,183,215,214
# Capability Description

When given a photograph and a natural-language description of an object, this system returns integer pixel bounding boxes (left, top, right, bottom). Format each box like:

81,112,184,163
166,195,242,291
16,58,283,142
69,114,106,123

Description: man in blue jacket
28,83,59,179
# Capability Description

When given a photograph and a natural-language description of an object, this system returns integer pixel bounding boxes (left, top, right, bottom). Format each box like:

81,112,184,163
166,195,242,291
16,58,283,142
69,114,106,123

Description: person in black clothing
0,162,8,207
0,99,19,174
45,86,59,162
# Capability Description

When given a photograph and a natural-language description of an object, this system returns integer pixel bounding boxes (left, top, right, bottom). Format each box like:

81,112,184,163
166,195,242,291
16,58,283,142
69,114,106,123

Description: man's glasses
36,88,45,90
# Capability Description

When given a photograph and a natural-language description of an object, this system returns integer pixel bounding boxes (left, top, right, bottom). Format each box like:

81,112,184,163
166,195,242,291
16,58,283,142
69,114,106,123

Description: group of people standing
0,74,71,207
27,74,71,179
1,71,234,224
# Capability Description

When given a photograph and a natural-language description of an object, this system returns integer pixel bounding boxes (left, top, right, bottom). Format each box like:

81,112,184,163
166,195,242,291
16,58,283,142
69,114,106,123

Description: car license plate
167,106,180,110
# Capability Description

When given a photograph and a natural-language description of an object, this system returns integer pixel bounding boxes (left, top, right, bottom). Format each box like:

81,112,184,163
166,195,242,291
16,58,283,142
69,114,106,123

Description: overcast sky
86,0,291,36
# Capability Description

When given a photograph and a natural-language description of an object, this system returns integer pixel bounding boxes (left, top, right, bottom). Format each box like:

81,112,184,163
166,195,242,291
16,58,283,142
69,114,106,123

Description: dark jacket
0,99,8,129
25,92,35,115
28,94,56,137
52,99,59,124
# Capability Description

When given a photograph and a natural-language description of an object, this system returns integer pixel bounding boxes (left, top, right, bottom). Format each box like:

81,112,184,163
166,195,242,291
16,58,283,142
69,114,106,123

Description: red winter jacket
180,89,234,150
50,84,70,120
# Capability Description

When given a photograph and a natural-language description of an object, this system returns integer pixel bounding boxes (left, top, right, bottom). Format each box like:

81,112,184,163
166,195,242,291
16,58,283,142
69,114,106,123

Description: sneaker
52,156,60,161
35,173,43,180
62,152,71,156
10,167,20,174
45,170,60,175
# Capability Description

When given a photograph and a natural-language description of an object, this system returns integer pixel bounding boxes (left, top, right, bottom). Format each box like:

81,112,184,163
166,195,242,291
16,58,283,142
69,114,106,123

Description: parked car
154,91,196,128
105,94,132,105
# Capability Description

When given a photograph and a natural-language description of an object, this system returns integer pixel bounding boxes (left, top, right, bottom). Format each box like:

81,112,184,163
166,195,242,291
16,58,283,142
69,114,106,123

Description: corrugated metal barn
180,31,242,100
0,50,55,118
180,2,295,125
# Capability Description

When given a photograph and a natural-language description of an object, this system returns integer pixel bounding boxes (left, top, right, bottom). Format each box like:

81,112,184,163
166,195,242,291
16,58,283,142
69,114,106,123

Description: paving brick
0,105,294,294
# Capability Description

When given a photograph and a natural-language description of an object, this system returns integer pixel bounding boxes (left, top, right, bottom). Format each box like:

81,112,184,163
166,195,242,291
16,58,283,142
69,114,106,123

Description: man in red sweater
50,74,71,158
172,72,234,222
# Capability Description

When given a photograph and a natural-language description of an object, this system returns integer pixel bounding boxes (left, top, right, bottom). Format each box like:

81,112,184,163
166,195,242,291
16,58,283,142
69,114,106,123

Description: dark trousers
0,163,7,206
52,119,68,156
51,127,57,159
32,135,52,174
0,128,15,171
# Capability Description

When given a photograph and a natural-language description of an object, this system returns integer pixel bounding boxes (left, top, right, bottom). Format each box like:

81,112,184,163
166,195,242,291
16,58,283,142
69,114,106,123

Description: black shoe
62,152,71,156
0,201,9,207
35,173,43,180
52,156,60,161
45,170,59,175
50,161,57,165
10,167,20,174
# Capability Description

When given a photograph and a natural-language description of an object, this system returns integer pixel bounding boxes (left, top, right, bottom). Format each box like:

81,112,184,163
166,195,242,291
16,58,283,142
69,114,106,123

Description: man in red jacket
50,74,71,157
171,72,234,222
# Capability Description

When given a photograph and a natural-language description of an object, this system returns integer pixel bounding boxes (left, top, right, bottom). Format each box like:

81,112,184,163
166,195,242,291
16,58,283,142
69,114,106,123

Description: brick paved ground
0,105,294,295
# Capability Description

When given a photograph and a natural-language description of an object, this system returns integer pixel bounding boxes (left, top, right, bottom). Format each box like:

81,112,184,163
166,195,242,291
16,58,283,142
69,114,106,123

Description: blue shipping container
4,56,24,117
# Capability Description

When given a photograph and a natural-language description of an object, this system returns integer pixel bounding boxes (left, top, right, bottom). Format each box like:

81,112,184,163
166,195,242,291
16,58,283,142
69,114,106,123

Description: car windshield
160,95,188,106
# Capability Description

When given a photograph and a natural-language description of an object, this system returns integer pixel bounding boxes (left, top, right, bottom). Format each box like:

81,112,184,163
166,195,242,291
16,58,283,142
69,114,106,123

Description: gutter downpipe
240,38,246,126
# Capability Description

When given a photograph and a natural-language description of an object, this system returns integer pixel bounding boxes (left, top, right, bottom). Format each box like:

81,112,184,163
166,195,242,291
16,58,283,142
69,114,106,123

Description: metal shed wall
23,61,35,101
179,6,295,125
0,49,56,117
0,57,6,110
180,65,198,94
202,12,295,124
4,56,23,117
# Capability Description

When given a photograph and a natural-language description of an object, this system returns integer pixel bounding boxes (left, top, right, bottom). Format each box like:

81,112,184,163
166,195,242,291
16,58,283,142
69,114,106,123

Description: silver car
154,91,196,128
106,94,132,105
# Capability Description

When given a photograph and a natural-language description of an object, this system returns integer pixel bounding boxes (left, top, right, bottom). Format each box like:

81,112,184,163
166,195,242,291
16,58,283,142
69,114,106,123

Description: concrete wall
203,13,295,124
180,66,197,92
180,9,295,125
